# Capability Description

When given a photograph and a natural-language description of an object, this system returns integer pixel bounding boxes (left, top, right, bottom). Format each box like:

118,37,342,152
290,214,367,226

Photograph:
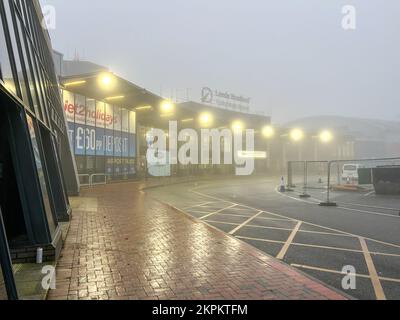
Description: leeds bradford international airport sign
201,87,251,113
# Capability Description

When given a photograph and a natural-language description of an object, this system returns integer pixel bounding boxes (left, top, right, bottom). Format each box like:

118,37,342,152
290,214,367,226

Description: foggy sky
40,0,400,124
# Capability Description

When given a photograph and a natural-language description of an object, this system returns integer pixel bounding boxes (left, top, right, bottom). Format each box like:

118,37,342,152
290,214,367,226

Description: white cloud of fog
41,0,400,123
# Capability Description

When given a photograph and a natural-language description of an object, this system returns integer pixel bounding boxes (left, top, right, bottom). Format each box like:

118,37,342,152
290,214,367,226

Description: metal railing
89,174,107,187
78,174,90,187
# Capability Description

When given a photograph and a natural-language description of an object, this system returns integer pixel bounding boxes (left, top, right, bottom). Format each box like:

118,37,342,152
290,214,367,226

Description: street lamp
160,100,175,114
319,130,334,143
98,73,115,90
199,112,213,128
290,128,304,142
262,125,275,139
231,120,244,132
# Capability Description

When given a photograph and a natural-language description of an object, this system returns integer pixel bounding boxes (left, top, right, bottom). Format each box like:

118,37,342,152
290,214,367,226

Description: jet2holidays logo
146,121,260,176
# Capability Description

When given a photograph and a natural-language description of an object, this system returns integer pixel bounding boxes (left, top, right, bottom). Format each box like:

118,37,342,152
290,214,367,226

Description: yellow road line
204,220,240,226
291,263,400,284
237,236,284,244
359,237,386,300
277,222,302,260
291,263,361,277
183,201,214,210
236,236,400,258
191,188,400,250
229,211,264,235
215,213,258,219
199,204,237,220
245,224,356,238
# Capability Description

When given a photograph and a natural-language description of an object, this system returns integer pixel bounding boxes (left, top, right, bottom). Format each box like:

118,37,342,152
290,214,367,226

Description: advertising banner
63,90,75,123
121,108,129,133
74,94,86,125
105,104,113,130
63,92,137,178
96,101,106,128
86,99,96,127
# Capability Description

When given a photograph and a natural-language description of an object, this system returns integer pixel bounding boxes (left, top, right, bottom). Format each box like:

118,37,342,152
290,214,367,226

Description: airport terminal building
53,53,274,184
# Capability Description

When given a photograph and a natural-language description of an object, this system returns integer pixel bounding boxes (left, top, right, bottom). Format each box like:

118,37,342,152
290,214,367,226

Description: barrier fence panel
322,157,400,205
287,161,306,188
287,157,400,204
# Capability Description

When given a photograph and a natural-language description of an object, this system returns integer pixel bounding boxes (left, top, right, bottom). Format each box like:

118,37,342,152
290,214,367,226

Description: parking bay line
229,211,264,235
246,224,357,238
236,236,400,258
204,220,241,226
276,222,302,260
191,188,400,251
199,204,238,220
291,263,400,284
276,187,400,219
183,201,215,210
206,221,357,239
359,237,386,300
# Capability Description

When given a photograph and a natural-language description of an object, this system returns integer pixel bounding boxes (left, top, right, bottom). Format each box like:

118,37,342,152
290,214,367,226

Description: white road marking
276,222,302,260
229,211,265,235
190,187,400,250
199,204,237,220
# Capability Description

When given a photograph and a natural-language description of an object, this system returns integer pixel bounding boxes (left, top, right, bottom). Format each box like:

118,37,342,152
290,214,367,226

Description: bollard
36,248,43,264
279,176,286,192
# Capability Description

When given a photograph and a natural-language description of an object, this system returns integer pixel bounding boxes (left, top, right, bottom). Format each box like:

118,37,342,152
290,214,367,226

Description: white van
342,164,364,184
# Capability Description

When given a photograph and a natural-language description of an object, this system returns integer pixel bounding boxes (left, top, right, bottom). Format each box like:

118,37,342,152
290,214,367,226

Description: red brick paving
47,182,347,300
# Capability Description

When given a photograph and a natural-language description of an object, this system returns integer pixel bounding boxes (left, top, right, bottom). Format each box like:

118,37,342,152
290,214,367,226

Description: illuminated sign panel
63,90,137,178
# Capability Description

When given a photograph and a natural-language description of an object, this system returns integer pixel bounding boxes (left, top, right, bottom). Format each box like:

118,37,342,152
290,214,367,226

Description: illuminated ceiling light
64,80,87,87
105,95,125,101
231,120,245,132
160,100,175,114
262,125,275,139
181,118,194,123
290,128,304,142
199,112,213,127
136,105,152,111
98,73,115,89
319,130,334,143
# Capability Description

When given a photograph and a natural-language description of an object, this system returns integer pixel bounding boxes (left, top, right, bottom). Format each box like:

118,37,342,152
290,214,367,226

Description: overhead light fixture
199,112,213,127
98,73,115,89
181,118,194,123
262,125,275,139
160,100,175,114
319,130,334,143
290,128,305,142
105,95,125,101
136,105,152,111
231,120,245,132
64,80,87,87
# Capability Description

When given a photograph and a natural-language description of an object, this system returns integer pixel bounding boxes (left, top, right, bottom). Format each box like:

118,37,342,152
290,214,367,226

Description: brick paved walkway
47,182,347,300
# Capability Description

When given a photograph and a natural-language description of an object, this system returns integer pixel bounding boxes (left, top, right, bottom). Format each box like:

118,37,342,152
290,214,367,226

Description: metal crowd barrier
89,174,107,187
78,174,90,187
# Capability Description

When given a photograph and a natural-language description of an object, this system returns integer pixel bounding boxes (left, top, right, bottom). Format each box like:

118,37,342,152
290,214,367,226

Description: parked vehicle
342,164,364,184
